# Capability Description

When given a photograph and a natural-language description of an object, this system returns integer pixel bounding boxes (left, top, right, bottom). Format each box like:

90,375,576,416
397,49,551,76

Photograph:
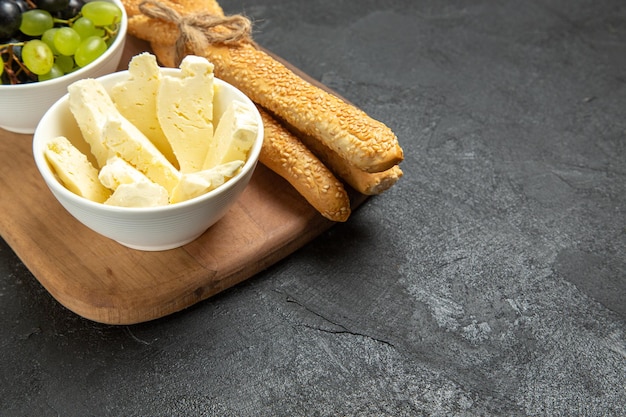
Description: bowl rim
33,69,264,214
0,0,128,91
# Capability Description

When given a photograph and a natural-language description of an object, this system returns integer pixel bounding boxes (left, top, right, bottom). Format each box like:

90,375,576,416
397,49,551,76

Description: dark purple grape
0,0,22,40
8,40,23,62
13,0,30,13
55,0,85,19
33,0,69,13
17,70,37,83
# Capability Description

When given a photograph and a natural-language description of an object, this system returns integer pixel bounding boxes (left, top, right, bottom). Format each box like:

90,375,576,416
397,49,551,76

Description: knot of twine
138,0,255,66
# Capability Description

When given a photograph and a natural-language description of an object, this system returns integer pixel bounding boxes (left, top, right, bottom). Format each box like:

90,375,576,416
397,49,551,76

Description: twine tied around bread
138,0,255,66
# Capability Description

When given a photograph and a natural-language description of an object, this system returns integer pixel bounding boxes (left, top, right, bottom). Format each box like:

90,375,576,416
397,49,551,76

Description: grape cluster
0,0,122,85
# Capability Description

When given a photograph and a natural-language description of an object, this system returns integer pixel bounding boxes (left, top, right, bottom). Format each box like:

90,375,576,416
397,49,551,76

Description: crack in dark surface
280,291,396,348
299,323,395,348
436,256,469,270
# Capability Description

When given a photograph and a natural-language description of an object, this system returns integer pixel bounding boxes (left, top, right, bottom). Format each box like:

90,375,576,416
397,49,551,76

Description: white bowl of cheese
32,54,263,251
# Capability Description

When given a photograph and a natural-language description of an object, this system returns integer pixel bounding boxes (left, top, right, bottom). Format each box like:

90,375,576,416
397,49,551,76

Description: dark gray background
1,0,625,415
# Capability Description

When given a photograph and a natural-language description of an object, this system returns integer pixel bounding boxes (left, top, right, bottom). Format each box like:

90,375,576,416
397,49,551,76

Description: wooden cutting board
0,37,366,325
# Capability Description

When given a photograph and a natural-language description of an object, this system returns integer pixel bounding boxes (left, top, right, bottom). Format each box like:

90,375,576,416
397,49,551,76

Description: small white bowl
0,0,127,134
32,69,264,251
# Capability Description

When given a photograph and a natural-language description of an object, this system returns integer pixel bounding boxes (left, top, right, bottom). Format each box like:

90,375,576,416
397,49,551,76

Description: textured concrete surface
1,0,625,415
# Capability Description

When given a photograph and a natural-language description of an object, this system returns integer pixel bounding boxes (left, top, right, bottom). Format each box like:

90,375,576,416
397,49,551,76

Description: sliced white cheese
170,160,243,204
68,78,119,168
98,155,151,190
44,136,111,203
203,100,258,170
104,182,169,208
99,156,169,208
102,116,181,195
158,55,215,173
110,52,178,168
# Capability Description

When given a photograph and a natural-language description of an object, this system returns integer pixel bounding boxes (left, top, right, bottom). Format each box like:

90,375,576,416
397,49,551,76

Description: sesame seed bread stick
297,129,404,195
258,108,351,222
203,43,403,173
123,0,224,23
123,0,404,173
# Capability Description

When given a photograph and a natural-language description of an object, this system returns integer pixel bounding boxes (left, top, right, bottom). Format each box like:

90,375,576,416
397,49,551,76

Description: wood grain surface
0,37,366,325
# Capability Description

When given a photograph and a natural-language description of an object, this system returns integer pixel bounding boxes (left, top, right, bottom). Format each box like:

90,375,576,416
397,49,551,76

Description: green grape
55,54,74,73
80,1,122,27
22,40,54,75
41,28,60,55
38,64,65,82
53,27,81,56
71,16,96,39
74,35,107,67
19,9,54,36
0,60,4,78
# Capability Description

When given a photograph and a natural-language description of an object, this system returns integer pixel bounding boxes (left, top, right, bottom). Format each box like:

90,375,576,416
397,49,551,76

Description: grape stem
103,25,120,41
0,42,25,50
54,15,81,27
